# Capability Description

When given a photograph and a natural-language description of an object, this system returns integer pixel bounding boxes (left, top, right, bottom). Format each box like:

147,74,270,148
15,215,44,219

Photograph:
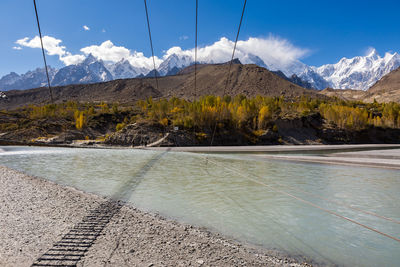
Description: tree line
12,96,400,132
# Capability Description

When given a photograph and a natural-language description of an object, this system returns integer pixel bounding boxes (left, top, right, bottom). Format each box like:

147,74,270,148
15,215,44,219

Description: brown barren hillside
1,63,322,110
320,88,367,102
363,67,400,102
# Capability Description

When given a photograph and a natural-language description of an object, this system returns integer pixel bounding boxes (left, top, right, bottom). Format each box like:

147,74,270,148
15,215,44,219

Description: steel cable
209,0,247,146
202,154,400,243
144,0,159,91
194,0,198,101
33,0,54,103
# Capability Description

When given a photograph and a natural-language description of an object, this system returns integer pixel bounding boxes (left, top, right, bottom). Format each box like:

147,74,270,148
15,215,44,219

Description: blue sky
1,0,400,77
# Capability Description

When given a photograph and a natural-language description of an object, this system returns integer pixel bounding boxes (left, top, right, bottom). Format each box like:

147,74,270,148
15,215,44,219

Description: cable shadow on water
32,149,170,267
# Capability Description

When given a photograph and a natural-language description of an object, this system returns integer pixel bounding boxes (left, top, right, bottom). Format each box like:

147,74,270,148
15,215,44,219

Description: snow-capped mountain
107,59,148,79
0,67,57,91
158,54,193,76
240,53,269,68
52,54,113,86
297,68,331,90
2,48,400,92
0,72,21,89
298,49,400,90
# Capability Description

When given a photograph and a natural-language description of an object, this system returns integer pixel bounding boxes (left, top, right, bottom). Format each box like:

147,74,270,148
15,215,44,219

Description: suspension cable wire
201,154,400,243
33,0,54,103
191,0,199,144
222,0,246,98
142,0,174,147
135,0,399,243
214,155,400,224
143,0,159,91
277,178,400,225
197,0,399,239
209,0,247,146
189,1,397,228
204,152,400,225
194,0,198,101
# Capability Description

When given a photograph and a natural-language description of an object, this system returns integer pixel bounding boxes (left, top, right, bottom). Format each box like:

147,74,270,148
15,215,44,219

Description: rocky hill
363,67,400,102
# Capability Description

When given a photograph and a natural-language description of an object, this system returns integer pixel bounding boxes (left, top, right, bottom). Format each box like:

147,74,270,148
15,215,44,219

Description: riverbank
147,145,400,170
250,148,400,170
146,144,400,153
0,166,311,266
2,142,400,152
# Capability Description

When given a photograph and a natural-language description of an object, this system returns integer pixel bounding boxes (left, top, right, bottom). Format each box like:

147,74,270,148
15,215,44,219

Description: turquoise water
1,146,399,266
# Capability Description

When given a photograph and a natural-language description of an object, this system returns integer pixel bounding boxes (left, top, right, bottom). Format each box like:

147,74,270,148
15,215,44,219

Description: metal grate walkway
31,201,122,267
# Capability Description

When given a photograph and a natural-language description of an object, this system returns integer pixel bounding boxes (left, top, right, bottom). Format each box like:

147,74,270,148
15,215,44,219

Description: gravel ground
0,166,312,267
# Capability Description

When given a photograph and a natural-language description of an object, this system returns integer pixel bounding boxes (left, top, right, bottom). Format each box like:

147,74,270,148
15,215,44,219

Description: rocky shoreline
2,112,400,148
0,166,313,266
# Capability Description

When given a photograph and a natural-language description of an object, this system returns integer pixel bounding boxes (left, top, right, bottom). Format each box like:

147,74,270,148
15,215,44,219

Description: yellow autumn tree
258,106,272,129
74,111,85,130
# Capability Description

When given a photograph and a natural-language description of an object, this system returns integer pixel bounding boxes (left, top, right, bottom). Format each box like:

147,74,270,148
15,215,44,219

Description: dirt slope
320,88,367,102
364,67,400,102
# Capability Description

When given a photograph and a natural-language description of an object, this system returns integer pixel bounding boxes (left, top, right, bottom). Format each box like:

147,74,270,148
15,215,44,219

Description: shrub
159,117,168,126
116,122,126,132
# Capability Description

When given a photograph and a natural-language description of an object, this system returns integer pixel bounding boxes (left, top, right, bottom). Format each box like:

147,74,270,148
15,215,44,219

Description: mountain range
2,62,321,110
1,49,400,92
298,49,400,90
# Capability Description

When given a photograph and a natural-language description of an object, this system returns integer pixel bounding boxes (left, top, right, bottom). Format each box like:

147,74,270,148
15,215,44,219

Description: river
1,146,399,266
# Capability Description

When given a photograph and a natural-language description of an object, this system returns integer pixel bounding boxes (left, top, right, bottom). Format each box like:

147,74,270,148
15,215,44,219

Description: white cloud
81,40,130,62
159,36,309,74
164,36,309,73
60,54,86,65
83,25,90,31
16,36,67,57
237,36,310,72
12,46,22,50
13,35,310,74
179,35,189,40
102,29,106,33
15,36,85,65
163,46,192,59
80,40,162,69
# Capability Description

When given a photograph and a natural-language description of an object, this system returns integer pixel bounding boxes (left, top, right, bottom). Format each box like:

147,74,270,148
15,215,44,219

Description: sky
1,0,400,77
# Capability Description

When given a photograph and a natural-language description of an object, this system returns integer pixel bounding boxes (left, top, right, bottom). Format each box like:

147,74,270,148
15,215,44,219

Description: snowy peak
366,48,379,59
52,55,112,86
158,54,193,76
0,67,57,91
83,54,98,65
298,49,400,90
157,53,269,76
241,54,268,68
107,59,148,79
0,72,20,87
